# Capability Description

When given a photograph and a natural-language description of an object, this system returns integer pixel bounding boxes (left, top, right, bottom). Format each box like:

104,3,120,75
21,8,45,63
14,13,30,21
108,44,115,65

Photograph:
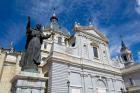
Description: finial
53,8,56,17
50,8,58,21
88,16,93,26
120,35,127,51
74,21,78,27
121,40,127,48
9,41,14,53
77,23,80,25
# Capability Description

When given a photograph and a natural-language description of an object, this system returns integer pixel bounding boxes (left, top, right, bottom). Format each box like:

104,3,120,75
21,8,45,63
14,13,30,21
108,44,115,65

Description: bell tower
120,40,134,66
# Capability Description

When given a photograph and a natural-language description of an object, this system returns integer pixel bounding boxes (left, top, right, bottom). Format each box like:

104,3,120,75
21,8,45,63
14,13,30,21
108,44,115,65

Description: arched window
123,55,127,61
64,38,69,46
96,80,107,93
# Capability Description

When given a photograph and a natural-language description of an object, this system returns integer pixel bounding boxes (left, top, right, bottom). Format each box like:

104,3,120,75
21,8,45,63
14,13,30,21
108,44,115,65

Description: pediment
85,29,108,43
86,30,101,38
74,25,108,43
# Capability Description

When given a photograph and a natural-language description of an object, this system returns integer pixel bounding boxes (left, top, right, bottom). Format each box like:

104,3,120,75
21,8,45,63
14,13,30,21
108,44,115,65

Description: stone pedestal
11,71,48,93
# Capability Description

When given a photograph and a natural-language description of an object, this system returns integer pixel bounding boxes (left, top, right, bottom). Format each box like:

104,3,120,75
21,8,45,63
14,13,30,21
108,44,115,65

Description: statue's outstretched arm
42,32,55,39
43,34,51,39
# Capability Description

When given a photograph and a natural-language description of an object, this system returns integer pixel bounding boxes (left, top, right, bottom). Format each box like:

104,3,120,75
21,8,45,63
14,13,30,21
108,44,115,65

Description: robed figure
20,16,52,72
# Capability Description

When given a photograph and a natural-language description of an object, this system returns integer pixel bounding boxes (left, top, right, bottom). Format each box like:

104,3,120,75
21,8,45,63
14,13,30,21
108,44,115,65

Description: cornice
121,64,140,75
74,25,95,31
44,51,122,76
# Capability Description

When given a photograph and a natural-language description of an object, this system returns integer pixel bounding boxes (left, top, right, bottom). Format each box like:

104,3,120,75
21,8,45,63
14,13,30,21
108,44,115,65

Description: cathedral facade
0,12,140,93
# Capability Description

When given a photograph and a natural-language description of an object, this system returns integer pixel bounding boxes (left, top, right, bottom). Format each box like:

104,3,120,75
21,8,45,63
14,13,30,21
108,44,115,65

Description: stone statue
20,16,53,72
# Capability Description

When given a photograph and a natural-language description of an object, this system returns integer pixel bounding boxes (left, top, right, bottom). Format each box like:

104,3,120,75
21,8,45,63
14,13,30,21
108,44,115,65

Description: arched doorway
96,80,107,93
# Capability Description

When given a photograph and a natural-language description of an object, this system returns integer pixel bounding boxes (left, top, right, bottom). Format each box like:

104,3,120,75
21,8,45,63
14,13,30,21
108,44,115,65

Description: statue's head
35,24,42,31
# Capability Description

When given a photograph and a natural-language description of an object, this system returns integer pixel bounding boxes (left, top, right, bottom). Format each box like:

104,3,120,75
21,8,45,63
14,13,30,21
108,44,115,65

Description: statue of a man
20,16,53,72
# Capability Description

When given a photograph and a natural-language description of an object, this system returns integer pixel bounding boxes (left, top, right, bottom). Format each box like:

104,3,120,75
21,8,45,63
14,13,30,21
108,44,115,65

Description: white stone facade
40,22,126,93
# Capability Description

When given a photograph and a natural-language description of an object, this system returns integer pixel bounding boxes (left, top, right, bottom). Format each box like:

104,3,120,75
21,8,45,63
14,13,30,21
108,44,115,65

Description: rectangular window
44,42,47,49
93,47,98,58
58,37,62,45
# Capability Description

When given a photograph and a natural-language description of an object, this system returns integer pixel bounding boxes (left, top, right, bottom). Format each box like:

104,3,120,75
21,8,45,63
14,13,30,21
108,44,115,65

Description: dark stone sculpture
20,16,53,72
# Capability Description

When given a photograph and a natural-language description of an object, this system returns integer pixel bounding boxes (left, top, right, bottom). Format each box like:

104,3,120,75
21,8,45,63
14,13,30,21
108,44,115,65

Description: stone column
11,71,48,93
106,78,111,93
91,75,97,93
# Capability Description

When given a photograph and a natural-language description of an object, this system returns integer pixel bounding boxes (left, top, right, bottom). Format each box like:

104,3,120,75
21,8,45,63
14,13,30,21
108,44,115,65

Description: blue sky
0,0,140,62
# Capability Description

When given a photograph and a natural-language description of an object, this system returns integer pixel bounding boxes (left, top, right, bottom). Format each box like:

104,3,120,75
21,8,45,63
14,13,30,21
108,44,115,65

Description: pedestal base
11,71,48,93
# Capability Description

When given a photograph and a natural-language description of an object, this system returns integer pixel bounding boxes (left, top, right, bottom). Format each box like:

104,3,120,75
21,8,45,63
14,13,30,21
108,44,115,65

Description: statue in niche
20,16,54,72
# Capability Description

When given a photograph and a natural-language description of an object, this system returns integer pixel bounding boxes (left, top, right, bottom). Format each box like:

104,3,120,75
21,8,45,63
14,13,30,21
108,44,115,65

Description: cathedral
0,11,140,93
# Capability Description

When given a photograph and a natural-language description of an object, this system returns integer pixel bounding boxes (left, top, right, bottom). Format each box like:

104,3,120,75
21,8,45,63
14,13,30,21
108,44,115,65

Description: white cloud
135,0,140,15
137,51,140,62
15,0,66,24
10,0,140,57
101,20,140,58
137,0,140,5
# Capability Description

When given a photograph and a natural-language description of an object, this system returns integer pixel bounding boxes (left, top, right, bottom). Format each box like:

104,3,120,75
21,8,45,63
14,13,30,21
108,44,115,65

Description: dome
45,21,70,36
45,10,70,36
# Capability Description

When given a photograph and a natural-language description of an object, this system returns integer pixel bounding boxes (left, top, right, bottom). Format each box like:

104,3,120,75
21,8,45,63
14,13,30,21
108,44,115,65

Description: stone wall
48,62,68,93
47,62,125,93
0,50,21,93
